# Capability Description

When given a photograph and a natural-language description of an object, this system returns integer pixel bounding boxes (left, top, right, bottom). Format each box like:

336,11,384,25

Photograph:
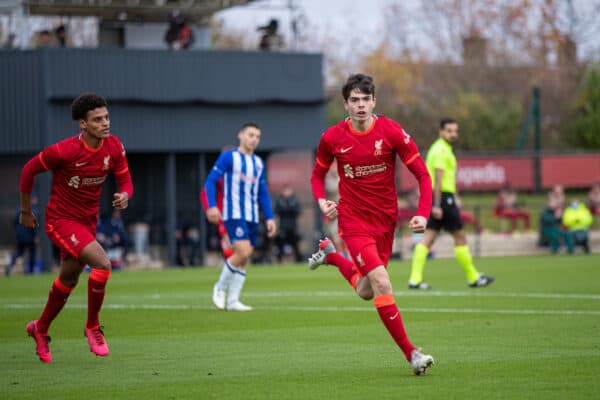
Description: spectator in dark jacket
97,209,129,269
7,197,39,276
539,199,573,254
275,185,302,262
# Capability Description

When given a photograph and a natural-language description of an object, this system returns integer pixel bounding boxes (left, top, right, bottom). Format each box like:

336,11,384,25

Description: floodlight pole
533,86,541,193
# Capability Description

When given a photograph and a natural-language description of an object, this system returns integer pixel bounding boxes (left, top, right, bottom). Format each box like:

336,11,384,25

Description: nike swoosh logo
75,162,87,167
390,312,399,320
340,147,353,153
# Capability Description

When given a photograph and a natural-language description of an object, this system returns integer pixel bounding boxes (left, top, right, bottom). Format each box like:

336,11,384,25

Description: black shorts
426,192,463,232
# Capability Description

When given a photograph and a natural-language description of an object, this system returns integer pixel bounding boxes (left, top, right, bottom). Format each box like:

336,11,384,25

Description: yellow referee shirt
425,138,456,194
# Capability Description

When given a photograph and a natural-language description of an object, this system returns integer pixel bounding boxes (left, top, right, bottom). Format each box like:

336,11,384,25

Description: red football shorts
46,219,96,260
342,229,394,275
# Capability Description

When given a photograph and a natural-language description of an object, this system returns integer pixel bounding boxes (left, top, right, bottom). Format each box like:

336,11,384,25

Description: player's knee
369,276,392,294
94,257,112,271
60,276,79,288
357,290,374,301
355,279,374,300
235,246,253,260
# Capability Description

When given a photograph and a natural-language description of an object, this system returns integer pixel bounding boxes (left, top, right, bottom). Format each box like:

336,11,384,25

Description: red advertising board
268,151,599,194
541,154,600,189
267,150,314,199
399,157,536,191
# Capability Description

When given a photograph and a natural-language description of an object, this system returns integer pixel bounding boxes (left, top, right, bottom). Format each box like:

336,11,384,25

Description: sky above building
215,0,392,53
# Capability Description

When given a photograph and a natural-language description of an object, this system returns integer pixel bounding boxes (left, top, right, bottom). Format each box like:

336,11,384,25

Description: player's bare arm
112,192,129,210
318,198,338,220
19,192,38,228
206,207,221,224
265,219,277,238
431,168,444,219
455,193,463,208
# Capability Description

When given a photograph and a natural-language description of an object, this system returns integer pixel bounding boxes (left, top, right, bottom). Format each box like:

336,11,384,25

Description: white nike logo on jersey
75,162,87,167
340,147,353,153
390,312,399,320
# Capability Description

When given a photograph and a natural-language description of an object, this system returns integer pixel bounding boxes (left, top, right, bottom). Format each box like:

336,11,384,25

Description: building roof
4,0,254,23
0,48,326,153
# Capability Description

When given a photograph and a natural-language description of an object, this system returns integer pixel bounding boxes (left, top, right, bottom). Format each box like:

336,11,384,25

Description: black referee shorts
426,192,463,232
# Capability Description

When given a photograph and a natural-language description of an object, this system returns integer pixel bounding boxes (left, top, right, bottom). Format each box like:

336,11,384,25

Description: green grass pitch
2,254,600,399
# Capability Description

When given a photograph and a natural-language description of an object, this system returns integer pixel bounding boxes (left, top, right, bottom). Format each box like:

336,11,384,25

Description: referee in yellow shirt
408,118,495,289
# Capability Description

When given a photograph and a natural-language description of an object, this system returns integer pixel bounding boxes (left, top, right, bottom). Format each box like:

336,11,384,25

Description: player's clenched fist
112,192,129,209
318,198,338,220
408,215,427,233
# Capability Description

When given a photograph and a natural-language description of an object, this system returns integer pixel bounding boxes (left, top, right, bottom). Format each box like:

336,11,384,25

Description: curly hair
71,93,108,121
341,74,375,101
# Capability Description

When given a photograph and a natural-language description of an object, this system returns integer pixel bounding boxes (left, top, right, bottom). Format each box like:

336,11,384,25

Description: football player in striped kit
204,123,277,311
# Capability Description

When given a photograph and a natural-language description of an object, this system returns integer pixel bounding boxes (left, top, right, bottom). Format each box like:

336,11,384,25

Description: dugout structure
0,48,325,269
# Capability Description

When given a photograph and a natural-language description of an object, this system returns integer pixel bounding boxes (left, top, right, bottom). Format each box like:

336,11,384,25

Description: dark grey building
0,48,325,269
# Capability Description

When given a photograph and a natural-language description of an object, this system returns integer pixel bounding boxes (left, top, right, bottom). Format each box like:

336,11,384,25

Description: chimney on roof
557,35,577,66
463,35,487,65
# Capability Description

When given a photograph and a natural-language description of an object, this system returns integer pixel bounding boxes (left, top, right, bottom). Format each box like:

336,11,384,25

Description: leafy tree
383,0,600,65
440,91,523,151
573,64,600,148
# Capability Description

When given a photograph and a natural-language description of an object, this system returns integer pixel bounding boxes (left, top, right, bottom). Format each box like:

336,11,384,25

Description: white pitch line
245,291,600,300
2,303,600,316
3,290,600,306
38,290,599,300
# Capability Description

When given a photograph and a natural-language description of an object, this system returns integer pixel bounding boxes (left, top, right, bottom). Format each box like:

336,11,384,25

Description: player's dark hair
342,74,375,100
241,122,260,131
440,118,457,130
71,93,108,121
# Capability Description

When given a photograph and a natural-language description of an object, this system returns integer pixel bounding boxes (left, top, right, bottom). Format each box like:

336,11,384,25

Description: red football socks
326,253,361,289
374,294,416,361
37,278,73,334
87,269,111,328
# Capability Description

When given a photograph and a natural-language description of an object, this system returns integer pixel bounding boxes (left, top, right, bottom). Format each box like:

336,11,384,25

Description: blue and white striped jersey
204,149,274,223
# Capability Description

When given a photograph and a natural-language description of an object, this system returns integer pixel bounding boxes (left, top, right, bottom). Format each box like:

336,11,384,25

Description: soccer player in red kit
200,180,234,260
19,93,133,363
309,74,435,375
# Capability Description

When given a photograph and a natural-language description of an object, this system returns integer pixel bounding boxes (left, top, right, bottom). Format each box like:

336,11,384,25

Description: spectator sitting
400,189,437,258
175,215,193,266
588,183,600,217
548,184,566,211
97,209,129,270
257,19,284,51
494,184,530,233
6,197,40,276
252,210,273,264
454,194,484,234
54,25,67,47
175,219,200,266
539,199,573,254
274,185,302,262
36,30,54,48
562,199,593,254
176,18,194,49
165,10,194,50
398,189,419,230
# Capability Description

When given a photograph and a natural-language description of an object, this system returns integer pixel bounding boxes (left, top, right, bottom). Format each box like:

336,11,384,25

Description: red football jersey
37,133,131,224
312,115,431,234
200,177,224,212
